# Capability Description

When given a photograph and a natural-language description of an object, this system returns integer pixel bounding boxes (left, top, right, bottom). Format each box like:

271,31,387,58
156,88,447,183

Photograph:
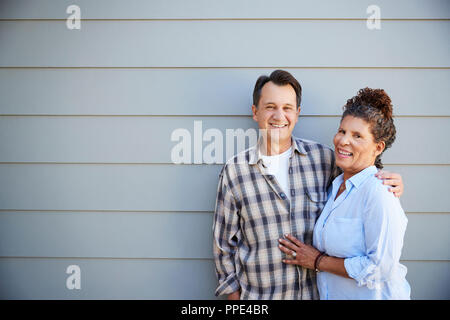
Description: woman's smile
333,115,384,180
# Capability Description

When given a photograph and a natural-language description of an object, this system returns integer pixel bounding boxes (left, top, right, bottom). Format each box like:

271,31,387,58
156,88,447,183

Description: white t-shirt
259,147,292,200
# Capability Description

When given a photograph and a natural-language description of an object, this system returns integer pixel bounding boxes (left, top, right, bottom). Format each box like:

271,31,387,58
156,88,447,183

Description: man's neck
261,137,293,156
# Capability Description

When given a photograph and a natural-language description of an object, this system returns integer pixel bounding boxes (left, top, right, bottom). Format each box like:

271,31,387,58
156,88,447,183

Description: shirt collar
292,136,308,155
248,135,307,166
347,165,378,189
331,165,377,197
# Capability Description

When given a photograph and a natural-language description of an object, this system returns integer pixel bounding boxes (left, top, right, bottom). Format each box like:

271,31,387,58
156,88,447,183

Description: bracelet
314,252,326,273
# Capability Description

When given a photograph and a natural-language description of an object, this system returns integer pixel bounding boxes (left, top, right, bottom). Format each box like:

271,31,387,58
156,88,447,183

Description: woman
278,88,411,299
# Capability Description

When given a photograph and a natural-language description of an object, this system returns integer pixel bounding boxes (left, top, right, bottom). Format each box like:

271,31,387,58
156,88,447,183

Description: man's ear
252,105,258,122
297,106,301,116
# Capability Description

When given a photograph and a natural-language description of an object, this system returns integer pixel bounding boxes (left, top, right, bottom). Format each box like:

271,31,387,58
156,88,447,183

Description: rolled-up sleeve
212,166,241,296
344,184,407,289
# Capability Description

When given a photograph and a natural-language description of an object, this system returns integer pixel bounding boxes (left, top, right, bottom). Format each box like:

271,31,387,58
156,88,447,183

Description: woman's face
333,115,385,178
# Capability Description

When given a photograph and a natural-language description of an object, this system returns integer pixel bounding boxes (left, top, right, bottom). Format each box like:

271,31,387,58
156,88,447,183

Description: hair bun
355,87,393,119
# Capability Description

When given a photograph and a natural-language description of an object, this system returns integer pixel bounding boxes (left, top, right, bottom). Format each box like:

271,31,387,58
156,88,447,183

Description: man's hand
375,170,404,197
227,290,240,300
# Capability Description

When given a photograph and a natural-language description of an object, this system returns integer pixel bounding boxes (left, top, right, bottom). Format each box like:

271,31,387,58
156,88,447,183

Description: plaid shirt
213,136,338,299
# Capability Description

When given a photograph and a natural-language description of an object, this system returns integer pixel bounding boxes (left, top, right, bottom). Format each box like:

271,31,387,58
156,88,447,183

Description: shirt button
280,193,286,199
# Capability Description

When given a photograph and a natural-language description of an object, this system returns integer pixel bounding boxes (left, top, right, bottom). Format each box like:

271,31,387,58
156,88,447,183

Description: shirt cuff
215,273,240,297
344,256,381,290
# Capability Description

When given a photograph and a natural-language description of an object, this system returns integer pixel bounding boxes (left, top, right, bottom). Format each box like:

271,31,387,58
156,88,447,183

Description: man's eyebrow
263,102,295,107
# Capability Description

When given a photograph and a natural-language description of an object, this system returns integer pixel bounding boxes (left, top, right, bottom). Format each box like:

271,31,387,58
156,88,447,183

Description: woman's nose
338,134,350,145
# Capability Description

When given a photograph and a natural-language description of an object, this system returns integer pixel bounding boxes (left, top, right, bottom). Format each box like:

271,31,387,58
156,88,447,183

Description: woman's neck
342,164,375,183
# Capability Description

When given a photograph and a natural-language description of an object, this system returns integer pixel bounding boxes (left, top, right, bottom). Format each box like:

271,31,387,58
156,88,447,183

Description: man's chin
266,131,292,144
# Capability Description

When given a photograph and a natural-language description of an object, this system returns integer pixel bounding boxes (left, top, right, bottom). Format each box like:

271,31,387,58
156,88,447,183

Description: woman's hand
278,234,321,269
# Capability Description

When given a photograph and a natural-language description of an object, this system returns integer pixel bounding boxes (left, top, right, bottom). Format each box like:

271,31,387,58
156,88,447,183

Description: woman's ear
375,141,386,157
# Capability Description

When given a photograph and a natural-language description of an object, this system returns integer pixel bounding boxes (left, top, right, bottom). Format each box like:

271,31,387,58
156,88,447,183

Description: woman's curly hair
342,87,396,169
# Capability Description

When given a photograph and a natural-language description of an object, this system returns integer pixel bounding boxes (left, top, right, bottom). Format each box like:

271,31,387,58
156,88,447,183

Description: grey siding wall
0,0,449,299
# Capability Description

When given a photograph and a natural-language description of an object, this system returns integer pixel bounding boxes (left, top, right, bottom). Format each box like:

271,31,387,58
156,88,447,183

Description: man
212,70,403,300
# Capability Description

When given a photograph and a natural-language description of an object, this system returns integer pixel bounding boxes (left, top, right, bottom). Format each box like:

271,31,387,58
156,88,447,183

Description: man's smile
269,123,288,129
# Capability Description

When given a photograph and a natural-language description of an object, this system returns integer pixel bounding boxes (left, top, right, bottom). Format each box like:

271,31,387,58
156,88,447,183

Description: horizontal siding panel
1,0,449,19
0,21,449,67
0,258,447,299
403,261,450,300
0,212,447,260
0,163,221,212
0,211,213,259
384,165,450,213
0,257,217,299
0,116,448,165
0,164,448,213
402,214,450,260
1,69,449,116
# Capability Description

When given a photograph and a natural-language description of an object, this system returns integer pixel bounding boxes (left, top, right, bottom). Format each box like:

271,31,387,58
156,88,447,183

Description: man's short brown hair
252,69,302,108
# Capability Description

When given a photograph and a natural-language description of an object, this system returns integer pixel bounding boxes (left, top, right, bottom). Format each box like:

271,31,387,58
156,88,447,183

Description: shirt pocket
305,189,328,219
325,217,365,258
304,189,328,245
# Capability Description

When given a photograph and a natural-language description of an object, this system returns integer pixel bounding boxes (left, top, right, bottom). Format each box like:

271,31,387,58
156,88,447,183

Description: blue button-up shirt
313,166,411,299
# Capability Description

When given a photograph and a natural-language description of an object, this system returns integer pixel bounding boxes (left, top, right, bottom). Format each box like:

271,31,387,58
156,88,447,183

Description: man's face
252,81,300,146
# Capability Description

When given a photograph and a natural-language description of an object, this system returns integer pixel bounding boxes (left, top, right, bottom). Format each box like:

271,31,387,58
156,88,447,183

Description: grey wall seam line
0,162,448,166
0,209,215,213
1,66,450,69
1,115,449,118
0,257,447,262
0,256,215,261
0,210,445,214
1,18,449,21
